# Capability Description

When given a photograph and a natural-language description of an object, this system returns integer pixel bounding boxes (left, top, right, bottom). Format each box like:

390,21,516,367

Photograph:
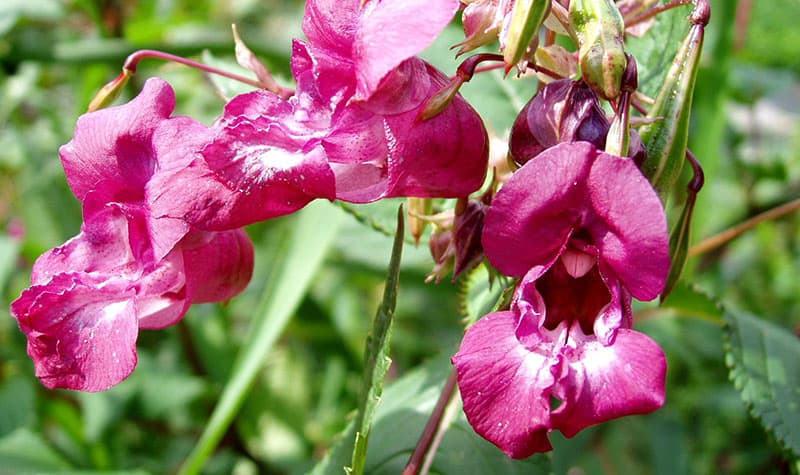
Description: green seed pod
503,0,551,70
639,1,710,198
569,0,627,100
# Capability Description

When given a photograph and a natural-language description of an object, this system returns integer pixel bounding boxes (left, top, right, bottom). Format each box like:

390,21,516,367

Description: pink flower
11,205,253,392
173,0,489,230
452,142,670,458
11,78,254,391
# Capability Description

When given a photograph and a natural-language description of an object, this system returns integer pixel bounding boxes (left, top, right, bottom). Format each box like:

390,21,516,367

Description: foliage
0,0,799,474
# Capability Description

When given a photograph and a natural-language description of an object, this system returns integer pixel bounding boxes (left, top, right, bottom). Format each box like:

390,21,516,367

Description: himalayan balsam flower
10,79,254,392
158,0,489,232
453,142,669,458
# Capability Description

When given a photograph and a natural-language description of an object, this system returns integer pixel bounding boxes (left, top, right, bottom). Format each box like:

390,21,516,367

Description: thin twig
688,198,800,258
626,0,693,29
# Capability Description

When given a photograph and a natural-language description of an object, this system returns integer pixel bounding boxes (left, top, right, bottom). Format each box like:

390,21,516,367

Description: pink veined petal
354,0,459,100
453,310,558,459
358,58,431,116
586,151,670,300
146,116,216,260
11,273,138,392
198,119,336,229
59,78,175,203
31,205,137,285
483,142,596,276
183,228,254,303
135,250,188,330
302,0,359,59
292,39,354,107
381,62,488,199
149,115,336,231
550,328,667,438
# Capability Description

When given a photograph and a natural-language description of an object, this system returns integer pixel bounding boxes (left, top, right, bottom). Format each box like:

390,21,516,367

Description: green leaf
179,201,344,475
458,264,512,326
625,3,691,98
0,428,72,472
724,309,800,457
504,0,550,68
0,376,35,438
348,206,405,475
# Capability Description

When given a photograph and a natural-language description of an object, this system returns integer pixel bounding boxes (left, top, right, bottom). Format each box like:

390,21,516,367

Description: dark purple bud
426,227,455,284
509,79,609,165
453,200,487,278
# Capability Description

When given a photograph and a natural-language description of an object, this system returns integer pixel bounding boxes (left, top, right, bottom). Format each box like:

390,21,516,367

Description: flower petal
134,250,189,330
59,78,175,203
302,0,359,60
354,0,459,100
183,229,254,303
31,205,138,285
550,328,667,438
453,310,558,458
11,273,138,392
586,151,669,300
483,142,596,276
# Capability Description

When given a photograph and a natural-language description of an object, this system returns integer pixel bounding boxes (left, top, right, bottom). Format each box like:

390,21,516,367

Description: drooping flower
452,142,670,457
295,0,490,202
11,78,254,391
167,0,488,231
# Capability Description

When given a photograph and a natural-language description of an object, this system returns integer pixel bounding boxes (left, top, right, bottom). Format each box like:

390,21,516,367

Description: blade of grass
178,201,344,475
348,206,405,475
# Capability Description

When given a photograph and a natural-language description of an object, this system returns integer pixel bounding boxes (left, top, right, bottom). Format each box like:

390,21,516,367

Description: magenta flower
11,207,253,392
171,0,488,229
452,142,670,458
10,78,254,391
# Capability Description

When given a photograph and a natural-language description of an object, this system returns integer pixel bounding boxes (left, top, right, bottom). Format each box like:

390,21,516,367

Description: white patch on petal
101,300,130,325
239,145,303,187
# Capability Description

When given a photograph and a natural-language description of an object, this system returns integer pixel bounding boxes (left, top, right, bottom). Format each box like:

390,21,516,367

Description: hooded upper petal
59,78,175,204
483,142,593,276
585,151,670,300
482,142,669,298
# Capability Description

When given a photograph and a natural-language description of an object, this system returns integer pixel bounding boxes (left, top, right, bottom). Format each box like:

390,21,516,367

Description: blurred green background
0,0,798,473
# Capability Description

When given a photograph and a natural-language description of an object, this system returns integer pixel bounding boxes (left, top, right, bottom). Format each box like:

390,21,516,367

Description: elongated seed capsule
569,0,627,100
639,0,710,198
503,0,551,70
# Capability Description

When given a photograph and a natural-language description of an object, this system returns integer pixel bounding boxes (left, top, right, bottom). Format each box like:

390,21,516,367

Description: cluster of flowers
11,0,674,460
10,0,488,392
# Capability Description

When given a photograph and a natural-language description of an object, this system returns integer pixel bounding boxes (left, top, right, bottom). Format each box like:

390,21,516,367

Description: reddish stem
402,370,459,475
122,49,293,98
